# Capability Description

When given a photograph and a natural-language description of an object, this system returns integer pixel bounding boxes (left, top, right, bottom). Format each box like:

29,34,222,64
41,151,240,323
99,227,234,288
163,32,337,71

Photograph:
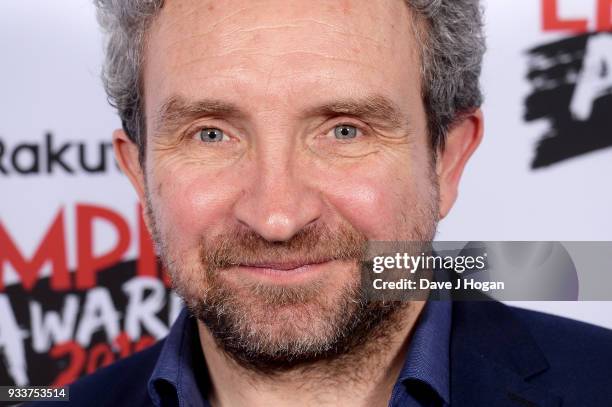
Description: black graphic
0,260,175,387
525,32,612,168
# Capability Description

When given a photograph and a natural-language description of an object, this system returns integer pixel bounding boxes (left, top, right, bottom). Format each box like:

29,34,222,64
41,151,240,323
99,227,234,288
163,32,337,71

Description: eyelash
183,119,372,143
325,120,371,140
185,123,235,144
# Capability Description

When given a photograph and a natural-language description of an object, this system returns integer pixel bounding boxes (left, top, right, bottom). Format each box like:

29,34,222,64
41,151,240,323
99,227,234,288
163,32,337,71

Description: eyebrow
152,94,407,136
153,95,245,136
304,95,407,130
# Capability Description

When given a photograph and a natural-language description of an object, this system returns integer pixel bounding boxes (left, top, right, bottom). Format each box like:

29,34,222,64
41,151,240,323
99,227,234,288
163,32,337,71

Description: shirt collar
149,301,451,406
396,300,452,405
148,307,207,407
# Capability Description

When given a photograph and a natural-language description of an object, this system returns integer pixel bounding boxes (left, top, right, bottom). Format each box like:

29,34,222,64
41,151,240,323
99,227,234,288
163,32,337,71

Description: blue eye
334,125,358,139
198,128,225,142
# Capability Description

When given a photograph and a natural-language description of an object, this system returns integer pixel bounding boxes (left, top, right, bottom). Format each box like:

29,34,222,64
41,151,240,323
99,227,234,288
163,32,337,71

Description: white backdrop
0,0,611,386
436,0,612,328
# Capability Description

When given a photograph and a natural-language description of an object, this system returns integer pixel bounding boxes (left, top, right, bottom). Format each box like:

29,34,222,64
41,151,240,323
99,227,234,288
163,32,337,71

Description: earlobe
113,129,146,202
436,109,484,219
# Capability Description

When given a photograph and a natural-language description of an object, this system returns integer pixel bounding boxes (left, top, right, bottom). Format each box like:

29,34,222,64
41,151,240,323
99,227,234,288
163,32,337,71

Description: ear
113,129,146,204
436,109,484,219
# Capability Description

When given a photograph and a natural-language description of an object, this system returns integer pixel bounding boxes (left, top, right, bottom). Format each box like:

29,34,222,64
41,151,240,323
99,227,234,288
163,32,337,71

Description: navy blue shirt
148,301,451,407
28,298,612,406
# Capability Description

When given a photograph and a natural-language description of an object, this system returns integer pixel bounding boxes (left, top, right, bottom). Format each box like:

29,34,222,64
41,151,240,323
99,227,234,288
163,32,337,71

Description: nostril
232,177,323,243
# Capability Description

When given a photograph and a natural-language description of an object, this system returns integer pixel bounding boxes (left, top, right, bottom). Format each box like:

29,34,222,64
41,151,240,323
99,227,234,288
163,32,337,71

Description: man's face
134,0,442,368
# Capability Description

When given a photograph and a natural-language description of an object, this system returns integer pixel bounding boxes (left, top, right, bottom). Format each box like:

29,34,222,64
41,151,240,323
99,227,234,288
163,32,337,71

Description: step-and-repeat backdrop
1,0,611,387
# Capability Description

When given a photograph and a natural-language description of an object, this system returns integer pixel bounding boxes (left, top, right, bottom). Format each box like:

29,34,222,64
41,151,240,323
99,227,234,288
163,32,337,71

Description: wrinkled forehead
142,0,422,123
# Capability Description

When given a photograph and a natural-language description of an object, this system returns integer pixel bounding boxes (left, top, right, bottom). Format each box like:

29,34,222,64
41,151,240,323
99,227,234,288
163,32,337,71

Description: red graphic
542,0,612,33
0,203,169,292
50,332,155,386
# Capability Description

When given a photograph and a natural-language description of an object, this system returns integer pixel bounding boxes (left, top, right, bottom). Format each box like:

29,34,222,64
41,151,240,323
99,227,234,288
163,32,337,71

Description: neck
197,300,426,407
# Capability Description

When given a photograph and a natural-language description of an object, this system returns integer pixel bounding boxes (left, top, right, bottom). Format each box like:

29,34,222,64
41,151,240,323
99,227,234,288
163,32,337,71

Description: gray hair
95,0,484,161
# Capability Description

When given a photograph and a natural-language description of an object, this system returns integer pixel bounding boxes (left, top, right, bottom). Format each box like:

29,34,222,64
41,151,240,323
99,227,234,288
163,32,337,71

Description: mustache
199,222,369,271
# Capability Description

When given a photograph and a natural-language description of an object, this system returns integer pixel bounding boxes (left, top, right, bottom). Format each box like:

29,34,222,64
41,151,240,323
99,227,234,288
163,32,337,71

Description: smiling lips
239,259,333,271
232,258,355,285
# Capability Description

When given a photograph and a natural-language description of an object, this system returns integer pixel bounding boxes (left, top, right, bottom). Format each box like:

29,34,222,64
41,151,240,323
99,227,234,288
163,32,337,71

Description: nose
232,148,323,242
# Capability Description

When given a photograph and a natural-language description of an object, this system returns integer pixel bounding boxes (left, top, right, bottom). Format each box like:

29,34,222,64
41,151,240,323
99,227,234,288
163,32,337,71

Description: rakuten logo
0,133,117,176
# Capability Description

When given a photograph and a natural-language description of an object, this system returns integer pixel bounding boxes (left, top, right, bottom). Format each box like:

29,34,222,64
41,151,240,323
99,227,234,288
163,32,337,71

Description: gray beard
145,178,439,375
189,273,409,374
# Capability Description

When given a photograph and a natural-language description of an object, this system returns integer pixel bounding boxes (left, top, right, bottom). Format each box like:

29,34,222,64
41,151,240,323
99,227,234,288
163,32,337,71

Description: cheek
322,165,421,240
149,168,238,251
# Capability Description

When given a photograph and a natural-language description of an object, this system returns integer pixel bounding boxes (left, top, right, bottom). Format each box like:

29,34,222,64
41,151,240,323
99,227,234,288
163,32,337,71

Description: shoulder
24,339,165,407
453,300,612,350
453,301,612,403
510,306,612,404
510,306,612,372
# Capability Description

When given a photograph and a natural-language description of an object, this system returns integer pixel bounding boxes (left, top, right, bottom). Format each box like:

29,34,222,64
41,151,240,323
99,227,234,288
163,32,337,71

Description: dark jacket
27,301,612,406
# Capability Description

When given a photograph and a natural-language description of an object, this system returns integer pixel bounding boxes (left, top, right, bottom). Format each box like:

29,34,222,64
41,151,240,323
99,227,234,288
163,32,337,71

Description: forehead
143,0,421,120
